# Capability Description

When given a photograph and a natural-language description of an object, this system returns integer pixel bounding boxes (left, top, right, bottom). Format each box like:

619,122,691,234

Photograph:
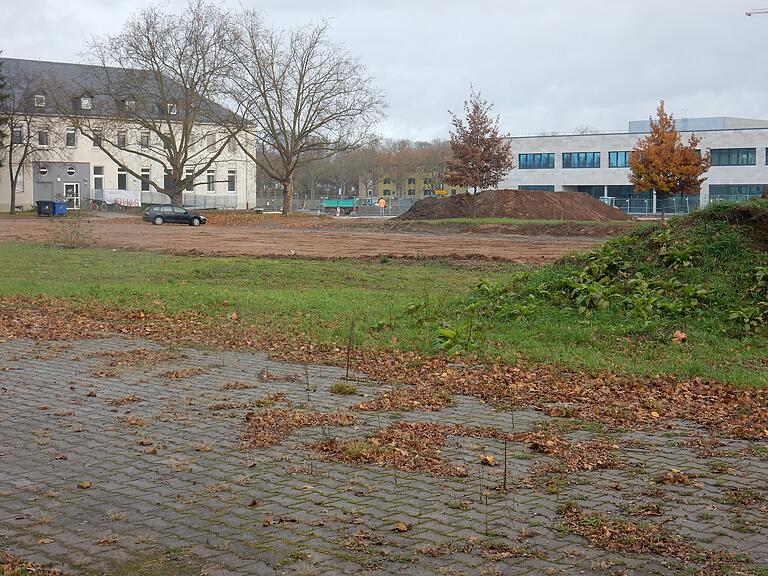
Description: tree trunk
472,186,478,218
282,176,294,215
659,192,666,226
8,165,15,215
167,179,184,207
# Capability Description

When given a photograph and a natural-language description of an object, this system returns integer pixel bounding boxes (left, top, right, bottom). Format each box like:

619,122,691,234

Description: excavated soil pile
398,189,634,221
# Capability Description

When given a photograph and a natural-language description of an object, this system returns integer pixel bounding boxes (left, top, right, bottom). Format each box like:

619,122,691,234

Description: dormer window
34,95,46,107
80,97,93,110
124,99,136,112
167,102,178,115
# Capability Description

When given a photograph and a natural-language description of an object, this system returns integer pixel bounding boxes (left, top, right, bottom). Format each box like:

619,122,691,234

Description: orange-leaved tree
629,100,710,224
444,90,513,218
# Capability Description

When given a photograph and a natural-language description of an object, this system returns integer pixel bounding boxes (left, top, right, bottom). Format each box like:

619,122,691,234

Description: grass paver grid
1,336,767,575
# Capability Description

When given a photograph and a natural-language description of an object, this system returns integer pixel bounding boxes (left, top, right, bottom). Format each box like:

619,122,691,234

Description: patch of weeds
723,488,764,507
698,512,715,521
330,381,358,395
731,516,759,534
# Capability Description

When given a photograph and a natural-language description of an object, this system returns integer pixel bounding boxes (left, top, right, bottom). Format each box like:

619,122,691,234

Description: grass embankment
0,201,765,386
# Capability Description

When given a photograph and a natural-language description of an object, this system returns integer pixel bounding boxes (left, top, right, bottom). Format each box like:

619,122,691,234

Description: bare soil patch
0,217,604,262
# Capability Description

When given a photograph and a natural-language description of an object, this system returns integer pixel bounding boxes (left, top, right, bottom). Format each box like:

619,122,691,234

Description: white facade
0,124,258,212
501,117,768,214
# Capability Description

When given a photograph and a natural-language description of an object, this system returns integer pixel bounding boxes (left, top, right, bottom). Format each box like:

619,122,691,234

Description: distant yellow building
365,168,464,200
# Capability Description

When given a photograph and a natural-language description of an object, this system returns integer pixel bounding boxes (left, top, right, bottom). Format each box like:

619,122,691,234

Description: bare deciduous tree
228,16,386,214
0,66,62,213
0,58,8,169
56,1,239,206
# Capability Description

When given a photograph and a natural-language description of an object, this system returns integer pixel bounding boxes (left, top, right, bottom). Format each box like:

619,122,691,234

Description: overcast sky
1,0,766,140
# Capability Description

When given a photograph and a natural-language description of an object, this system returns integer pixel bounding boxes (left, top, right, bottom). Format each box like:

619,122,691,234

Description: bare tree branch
227,15,386,213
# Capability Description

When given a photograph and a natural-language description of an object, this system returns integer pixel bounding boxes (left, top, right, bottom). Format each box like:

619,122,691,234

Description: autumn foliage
445,90,514,216
629,101,711,222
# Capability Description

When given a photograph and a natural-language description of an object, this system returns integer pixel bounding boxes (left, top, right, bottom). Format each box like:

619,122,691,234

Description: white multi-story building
0,58,258,212
502,117,768,215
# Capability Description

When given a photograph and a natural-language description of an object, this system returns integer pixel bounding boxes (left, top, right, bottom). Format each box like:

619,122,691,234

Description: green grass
0,201,766,386
0,243,508,349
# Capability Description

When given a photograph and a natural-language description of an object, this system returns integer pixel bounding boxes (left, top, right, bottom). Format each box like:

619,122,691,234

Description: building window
124,99,136,112
93,166,104,191
93,131,102,148
711,148,756,166
207,133,216,147
519,153,555,169
140,167,151,192
408,189,416,195
117,131,127,148
38,130,49,147
227,169,236,192
608,151,630,168
39,165,48,176
383,178,391,185
185,168,194,192
423,178,431,184
80,97,92,110
710,184,766,202
518,185,555,191
562,152,600,169
34,94,46,107
65,128,76,148
11,127,21,145
207,169,215,192
140,131,150,149
66,166,76,176
383,189,391,196
117,168,127,191
167,102,178,115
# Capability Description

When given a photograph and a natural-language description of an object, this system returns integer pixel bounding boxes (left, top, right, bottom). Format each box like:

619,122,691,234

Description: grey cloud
1,0,766,139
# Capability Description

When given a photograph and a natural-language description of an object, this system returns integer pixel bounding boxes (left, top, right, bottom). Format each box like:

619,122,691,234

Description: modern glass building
502,117,768,215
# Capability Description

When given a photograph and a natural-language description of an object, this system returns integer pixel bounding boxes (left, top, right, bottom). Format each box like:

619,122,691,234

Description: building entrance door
64,183,80,209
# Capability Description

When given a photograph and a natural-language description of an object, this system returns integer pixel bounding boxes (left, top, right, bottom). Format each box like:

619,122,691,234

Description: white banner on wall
103,189,141,207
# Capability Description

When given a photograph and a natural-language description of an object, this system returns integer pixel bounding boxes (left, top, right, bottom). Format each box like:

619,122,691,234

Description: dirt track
0,216,606,262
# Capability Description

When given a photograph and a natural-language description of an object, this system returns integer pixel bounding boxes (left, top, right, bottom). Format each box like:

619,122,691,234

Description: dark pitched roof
0,57,234,123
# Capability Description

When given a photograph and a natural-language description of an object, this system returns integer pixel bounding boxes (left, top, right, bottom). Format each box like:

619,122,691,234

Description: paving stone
1,336,767,575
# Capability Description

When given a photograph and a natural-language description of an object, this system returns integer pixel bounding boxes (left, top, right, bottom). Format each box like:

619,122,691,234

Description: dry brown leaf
392,521,411,532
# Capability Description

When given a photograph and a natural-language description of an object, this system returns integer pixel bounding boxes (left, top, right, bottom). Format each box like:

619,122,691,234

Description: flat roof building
502,117,768,215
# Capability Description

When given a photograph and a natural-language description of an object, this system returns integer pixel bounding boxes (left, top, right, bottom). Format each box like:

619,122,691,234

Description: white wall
502,127,768,207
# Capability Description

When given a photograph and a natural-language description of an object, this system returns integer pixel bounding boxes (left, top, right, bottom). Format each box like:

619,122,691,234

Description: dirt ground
398,189,634,221
0,215,608,262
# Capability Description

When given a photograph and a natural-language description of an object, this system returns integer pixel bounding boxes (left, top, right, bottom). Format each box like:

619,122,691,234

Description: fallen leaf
36,538,54,544
77,481,92,489
672,330,687,343
480,454,497,466
651,411,660,419
392,521,411,532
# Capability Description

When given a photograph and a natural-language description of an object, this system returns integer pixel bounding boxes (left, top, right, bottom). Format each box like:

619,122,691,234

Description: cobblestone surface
1,337,767,575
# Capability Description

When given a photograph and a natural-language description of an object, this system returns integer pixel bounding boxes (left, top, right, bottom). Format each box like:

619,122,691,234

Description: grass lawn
1,222,765,386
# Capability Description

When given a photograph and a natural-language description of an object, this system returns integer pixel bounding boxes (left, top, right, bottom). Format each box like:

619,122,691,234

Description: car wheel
153,216,163,225
190,217,201,227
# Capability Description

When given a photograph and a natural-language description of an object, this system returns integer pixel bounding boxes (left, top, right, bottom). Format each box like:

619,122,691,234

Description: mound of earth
398,189,634,221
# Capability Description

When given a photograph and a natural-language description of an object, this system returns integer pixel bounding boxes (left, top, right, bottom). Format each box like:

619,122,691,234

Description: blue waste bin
52,202,68,216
